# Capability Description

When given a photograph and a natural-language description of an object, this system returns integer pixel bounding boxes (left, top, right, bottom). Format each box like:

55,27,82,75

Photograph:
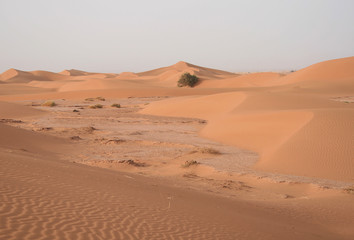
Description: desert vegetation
198,147,221,155
182,160,199,168
177,72,199,87
190,147,221,155
41,101,56,107
111,103,121,108
85,97,106,101
343,186,354,194
89,104,103,109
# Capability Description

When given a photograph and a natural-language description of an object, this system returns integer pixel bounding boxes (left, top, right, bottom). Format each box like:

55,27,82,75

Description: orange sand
1,57,354,239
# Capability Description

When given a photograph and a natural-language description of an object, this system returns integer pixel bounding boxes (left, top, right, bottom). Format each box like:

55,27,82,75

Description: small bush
89,104,103,109
111,103,121,108
42,101,56,107
177,73,199,87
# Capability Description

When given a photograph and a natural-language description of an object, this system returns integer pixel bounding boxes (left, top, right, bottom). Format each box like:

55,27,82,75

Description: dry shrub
85,97,105,101
192,147,221,155
42,101,56,107
89,104,103,109
182,160,199,168
96,96,106,101
118,160,146,167
111,103,121,108
343,186,354,194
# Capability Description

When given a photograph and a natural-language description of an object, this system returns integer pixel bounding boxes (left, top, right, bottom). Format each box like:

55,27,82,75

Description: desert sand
1,57,354,239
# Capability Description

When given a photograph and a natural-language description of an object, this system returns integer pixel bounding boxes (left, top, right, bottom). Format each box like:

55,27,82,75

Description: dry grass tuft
182,160,199,168
343,186,354,194
42,101,57,107
96,96,106,101
89,104,103,109
85,97,106,102
111,103,121,108
118,159,146,167
192,147,221,155
70,136,82,140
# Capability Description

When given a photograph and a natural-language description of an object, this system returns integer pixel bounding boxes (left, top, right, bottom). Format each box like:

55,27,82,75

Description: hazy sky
1,0,353,73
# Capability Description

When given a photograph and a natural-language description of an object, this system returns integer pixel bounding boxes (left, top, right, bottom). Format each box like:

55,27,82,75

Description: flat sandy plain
0,57,354,239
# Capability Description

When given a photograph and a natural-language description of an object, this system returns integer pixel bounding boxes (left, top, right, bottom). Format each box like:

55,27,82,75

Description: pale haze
0,0,353,73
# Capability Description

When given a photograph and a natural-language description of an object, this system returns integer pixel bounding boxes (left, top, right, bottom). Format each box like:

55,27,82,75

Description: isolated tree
177,73,199,87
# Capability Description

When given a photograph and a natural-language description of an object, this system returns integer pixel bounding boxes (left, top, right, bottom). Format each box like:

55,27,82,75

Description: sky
0,0,353,73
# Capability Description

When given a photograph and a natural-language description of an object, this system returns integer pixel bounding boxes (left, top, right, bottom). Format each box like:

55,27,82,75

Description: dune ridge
0,69,68,83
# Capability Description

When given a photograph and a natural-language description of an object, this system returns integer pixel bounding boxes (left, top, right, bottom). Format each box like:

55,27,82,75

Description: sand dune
137,61,234,78
277,57,354,93
0,69,36,83
29,70,67,81
258,109,354,180
143,92,354,181
0,123,68,154
141,92,246,119
117,72,139,79
0,101,44,118
0,68,67,83
0,102,64,153
59,69,90,76
135,61,237,87
1,57,354,239
282,57,354,84
199,72,283,88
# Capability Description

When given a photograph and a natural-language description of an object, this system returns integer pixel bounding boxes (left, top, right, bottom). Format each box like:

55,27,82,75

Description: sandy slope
199,72,283,88
1,102,353,240
2,147,347,240
143,90,354,181
0,101,44,118
281,56,354,84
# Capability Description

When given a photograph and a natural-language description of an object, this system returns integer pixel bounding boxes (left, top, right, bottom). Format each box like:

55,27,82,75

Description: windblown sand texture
1,57,354,239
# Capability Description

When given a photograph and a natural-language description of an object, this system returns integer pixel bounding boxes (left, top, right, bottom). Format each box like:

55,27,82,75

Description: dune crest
0,68,32,82
278,56,354,93
59,69,89,76
0,68,67,83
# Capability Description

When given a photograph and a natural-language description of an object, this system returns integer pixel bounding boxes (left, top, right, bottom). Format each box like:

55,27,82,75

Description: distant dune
278,57,354,93
0,68,68,83
282,56,354,84
59,69,90,76
199,72,283,88
135,61,237,87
